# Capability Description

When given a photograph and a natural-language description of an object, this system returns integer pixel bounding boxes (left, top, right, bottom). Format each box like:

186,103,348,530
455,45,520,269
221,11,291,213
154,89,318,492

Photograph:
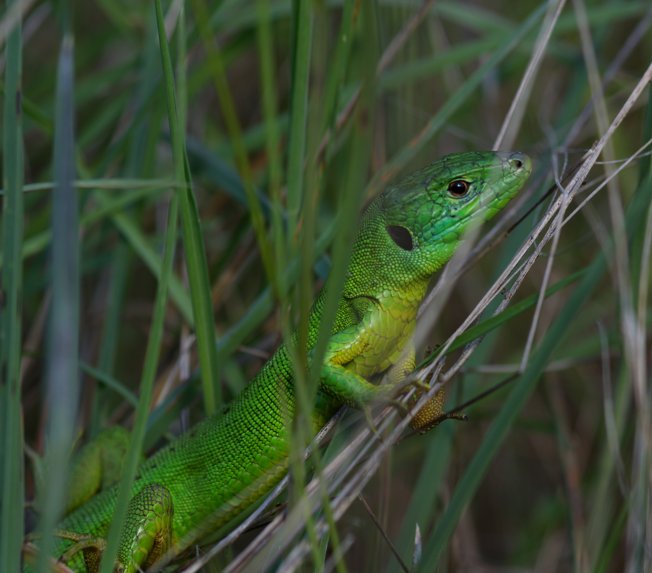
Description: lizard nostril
512,159,523,169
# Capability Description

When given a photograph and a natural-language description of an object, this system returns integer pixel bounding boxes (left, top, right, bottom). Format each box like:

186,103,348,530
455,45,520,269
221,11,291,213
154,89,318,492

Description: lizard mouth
464,152,531,217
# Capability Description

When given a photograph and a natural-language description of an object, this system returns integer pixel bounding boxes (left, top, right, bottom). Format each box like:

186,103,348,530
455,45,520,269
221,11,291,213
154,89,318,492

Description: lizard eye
387,225,414,251
447,180,470,197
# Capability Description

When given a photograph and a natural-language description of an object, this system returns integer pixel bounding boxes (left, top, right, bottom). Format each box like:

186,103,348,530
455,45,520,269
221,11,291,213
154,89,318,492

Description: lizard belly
348,304,416,378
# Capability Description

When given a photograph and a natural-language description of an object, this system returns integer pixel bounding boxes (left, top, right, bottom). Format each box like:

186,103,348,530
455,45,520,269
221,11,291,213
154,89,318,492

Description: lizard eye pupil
387,225,414,251
447,180,470,197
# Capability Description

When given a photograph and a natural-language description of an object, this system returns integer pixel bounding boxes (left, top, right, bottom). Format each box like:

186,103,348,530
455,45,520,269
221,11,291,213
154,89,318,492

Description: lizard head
345,151,531,299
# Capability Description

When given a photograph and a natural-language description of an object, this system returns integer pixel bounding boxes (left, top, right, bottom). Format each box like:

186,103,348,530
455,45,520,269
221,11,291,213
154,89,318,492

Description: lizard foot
56,530,107,572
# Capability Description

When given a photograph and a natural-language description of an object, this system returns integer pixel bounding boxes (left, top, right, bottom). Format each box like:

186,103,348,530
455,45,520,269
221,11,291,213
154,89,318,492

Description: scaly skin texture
25,151,531,572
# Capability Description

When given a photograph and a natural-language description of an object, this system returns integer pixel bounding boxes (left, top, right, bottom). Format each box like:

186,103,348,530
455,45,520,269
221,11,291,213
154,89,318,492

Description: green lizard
24,150,531,572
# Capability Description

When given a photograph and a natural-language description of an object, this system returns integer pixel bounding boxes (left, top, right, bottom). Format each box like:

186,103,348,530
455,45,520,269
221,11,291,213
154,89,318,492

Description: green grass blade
429,268,587,361
157,0,221,413
98,189,180,573
0,0,25,569
285,0,312,244
80,362,139,408
100,195,194,323
256,0,286,298
190,0,275,284
35,32,79,573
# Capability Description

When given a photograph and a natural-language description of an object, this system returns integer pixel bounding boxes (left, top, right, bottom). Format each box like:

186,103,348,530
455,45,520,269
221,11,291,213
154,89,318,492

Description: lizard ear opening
386,225,414,251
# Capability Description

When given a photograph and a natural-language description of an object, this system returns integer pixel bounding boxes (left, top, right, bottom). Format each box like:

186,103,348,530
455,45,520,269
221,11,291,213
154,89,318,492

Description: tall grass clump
3,0,651,571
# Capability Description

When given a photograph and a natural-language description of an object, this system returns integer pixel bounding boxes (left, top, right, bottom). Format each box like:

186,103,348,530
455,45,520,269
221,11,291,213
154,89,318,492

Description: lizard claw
362,405,382,439
389,399,409,415
443,411,468,423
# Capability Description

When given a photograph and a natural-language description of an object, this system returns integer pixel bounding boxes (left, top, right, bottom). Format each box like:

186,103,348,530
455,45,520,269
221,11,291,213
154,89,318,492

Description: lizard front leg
318,325,457,434
55,484,173,573
318,323,394,406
